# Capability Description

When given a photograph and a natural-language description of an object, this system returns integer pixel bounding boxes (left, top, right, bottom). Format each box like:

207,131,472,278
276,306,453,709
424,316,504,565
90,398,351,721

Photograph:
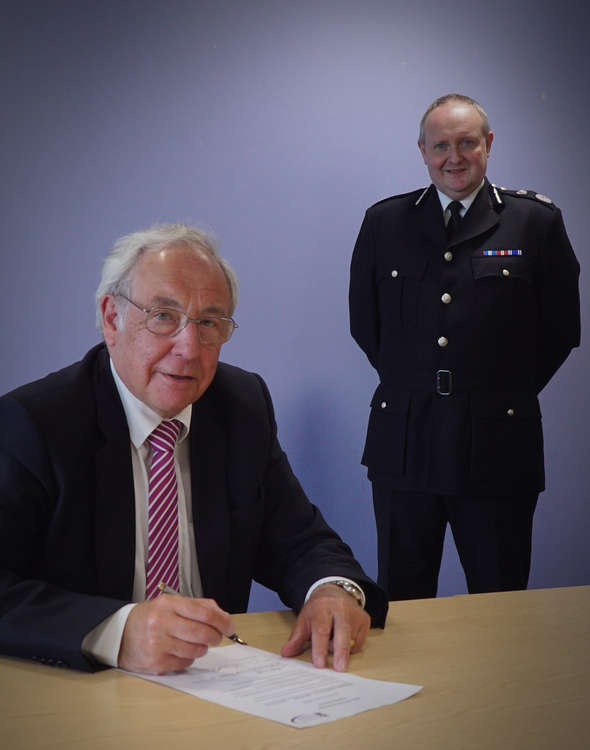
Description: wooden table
1,586,588,749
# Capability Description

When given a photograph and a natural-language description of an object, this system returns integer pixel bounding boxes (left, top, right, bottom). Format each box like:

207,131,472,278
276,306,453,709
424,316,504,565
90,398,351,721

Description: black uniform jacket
0,344,387,671
349,180,580,496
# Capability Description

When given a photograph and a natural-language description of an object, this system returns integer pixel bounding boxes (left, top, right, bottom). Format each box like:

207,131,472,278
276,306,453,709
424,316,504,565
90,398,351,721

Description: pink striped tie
145,419,183,600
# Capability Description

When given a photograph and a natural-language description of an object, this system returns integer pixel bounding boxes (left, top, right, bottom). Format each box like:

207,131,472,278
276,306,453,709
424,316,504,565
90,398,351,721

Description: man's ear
418,139,427,163
101,295,120,347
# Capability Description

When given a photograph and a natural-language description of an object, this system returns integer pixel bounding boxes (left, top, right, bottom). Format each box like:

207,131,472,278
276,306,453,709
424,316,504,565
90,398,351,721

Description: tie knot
448,200,463,220
148,419,182,453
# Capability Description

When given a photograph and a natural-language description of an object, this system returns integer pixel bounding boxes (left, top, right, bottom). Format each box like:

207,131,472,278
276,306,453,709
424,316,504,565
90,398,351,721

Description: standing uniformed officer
349,93,580,600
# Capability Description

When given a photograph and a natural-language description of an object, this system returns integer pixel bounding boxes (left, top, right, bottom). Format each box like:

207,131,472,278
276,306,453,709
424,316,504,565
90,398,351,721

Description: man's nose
172,320,202,356
447,144,462,161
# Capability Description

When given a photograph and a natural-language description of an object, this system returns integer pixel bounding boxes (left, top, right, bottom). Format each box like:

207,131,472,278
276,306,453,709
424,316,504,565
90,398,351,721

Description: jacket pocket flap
370,387,410,413
471,391,541,419
471,254,532,282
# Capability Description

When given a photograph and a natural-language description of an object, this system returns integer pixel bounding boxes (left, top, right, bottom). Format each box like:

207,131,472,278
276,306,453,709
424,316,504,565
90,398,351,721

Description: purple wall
2,0,588,610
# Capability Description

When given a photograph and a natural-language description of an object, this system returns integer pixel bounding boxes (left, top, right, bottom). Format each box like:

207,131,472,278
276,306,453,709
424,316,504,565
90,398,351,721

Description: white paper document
129,644,422,728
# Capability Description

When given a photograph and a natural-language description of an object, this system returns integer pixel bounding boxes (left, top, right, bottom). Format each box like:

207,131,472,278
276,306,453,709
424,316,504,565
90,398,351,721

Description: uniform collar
437,180,486,215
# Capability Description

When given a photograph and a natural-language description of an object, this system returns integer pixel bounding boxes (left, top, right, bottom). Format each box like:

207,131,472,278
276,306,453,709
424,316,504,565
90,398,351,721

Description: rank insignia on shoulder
491,186,555,206
483,249,523,256
535,193,553,204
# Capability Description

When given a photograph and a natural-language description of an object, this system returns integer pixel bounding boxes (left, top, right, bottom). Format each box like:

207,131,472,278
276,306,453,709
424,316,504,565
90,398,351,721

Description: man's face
418,100,493,200
102,245,232,418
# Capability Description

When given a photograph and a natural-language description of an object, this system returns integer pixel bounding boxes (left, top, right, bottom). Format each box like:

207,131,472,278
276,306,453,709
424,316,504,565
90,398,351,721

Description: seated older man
0,222,387,674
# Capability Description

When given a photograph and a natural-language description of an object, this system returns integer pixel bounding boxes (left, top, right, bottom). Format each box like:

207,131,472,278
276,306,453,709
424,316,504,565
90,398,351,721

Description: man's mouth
162,373,195,381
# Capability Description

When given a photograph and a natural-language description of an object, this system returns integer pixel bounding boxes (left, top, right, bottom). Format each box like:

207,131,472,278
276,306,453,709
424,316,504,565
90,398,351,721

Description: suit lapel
92,348,136,600
448,180,500,247
415,185,447,252
188,387,232,607
415,181,501,250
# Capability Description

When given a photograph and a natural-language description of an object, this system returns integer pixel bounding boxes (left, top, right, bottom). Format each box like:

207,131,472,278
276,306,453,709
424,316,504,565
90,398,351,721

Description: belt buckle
436,369,453,396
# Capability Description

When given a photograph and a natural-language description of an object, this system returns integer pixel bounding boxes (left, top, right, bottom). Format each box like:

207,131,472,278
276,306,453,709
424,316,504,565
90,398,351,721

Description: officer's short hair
419,94,491,144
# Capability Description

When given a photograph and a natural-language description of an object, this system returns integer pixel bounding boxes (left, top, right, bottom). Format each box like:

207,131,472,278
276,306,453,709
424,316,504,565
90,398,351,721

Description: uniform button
441,292,452,304
444,251,453,262
507,408,515,416
502,268,510,277
380,401,387,409
391,270,398,278
437,336,448,347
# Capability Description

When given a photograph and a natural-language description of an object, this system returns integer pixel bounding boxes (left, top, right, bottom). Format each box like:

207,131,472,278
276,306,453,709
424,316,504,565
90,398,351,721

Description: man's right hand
118,593,235,674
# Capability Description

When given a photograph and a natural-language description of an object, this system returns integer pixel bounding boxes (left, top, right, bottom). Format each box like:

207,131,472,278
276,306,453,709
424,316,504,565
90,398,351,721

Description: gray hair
418,93,491,144
95,222,238,332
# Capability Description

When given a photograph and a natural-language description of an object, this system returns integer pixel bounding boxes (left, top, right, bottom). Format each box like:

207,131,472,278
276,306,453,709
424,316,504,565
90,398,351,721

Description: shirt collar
437,179,485,214
109,359,192,449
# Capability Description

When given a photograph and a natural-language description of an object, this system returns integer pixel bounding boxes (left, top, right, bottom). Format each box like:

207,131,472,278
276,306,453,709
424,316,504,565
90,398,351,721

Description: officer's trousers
372,481,539,600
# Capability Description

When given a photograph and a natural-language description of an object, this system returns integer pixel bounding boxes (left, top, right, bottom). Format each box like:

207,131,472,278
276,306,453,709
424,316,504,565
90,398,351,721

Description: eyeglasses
118,295,238,345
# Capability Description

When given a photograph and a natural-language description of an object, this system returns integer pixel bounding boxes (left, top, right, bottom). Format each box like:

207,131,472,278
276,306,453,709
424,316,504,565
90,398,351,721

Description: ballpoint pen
157,582,248,645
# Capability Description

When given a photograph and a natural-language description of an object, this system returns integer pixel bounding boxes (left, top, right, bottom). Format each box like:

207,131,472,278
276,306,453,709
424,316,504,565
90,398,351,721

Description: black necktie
446,200,463,240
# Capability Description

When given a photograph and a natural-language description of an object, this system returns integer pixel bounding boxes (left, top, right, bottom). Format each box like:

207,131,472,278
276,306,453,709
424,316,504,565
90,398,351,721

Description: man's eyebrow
150,297,229,316
199,305,229,316
151,295,182,308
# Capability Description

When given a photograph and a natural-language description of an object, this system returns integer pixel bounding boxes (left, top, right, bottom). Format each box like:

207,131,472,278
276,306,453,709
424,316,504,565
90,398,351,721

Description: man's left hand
280,584,370,671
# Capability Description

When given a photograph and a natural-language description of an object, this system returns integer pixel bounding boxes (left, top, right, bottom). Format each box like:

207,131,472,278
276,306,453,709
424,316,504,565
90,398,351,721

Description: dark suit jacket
0,344,387,671
349,180,580,496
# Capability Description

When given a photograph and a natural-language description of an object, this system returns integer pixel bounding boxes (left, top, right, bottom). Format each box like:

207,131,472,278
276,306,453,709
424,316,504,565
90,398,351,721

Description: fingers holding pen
118,594,235,674
164,593,236,645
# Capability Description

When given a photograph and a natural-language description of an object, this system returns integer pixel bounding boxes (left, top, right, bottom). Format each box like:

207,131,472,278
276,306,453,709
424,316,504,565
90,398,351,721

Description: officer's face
418,101,493,200
101,245,231,418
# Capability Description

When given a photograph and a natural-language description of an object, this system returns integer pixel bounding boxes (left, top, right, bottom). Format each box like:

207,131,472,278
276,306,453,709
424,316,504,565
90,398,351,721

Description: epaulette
370,187,429,210
490,183,557,209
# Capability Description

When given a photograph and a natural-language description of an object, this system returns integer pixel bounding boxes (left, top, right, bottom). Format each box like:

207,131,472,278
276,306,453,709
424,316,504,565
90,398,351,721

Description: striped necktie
145,419,183,600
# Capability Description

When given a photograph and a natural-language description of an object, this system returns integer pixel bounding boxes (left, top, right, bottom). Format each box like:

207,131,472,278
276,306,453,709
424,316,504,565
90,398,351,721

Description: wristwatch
329,579,365,607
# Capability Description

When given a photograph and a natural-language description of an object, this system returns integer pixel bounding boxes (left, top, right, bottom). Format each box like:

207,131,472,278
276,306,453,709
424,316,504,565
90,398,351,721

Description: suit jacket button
380,401,387,409
507,408,515,416
444,251,453,262
391,269,398,278
437,336,448,347
441,292,452,304
502,268,510,277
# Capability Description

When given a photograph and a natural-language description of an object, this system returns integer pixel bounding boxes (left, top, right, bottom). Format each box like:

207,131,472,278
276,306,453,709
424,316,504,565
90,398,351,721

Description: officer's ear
418,139,427,163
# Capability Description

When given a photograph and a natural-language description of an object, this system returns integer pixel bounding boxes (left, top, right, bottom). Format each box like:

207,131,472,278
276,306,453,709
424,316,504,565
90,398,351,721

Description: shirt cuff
304,576,366,609
81,603,136,668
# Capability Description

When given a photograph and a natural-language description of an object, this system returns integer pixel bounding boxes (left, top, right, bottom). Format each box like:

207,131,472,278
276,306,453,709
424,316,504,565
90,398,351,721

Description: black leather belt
436,369,453,396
